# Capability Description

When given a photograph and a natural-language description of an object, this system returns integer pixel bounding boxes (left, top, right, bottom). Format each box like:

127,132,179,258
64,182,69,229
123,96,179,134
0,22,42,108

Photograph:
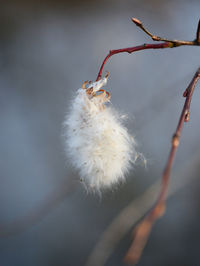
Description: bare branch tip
131,17,142,27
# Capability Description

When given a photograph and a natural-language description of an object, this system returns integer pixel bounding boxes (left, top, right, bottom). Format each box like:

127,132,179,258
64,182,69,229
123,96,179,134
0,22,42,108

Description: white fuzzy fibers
63,77,138,192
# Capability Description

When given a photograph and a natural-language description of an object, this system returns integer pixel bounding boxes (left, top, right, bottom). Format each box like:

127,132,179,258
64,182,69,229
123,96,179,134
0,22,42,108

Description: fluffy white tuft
63,76,138,192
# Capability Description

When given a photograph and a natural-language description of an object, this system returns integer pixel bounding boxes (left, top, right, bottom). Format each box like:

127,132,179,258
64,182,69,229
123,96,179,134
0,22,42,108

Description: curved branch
96,18,200,81
96,42,170,81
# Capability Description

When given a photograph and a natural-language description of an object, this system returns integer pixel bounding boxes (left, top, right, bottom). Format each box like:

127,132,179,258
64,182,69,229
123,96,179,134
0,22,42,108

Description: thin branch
96,18,200,81
96,42,171,81
124,67,200,265
131,17,197,46
0,179,76,237
86,151,200,266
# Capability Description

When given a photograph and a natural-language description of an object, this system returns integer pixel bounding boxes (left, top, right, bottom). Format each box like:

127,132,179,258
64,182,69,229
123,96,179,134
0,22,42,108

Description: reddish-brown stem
96,18,200,82
96,42,171,81
124,67,200,265
132,17,199,46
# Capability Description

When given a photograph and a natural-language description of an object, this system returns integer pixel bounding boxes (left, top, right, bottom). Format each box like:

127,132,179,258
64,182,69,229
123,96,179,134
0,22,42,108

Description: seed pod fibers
63,74,138,192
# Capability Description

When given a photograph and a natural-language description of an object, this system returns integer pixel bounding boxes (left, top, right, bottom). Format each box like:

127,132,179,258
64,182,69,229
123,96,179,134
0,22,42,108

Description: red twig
96,42,171,81
124,67,200,265
96,18,200,81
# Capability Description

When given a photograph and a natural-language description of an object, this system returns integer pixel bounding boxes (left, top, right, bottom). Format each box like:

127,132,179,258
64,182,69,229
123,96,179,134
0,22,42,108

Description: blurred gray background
0,0,200,265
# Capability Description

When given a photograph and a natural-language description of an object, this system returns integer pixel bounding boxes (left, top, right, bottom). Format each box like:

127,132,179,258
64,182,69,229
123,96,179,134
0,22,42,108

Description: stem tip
132,17,142,26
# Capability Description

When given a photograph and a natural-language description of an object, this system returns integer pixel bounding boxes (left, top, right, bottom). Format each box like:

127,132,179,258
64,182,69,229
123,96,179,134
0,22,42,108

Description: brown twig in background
0,179,76,237
132,17,198,46
86,151,200,266
96,18,200,81
124,67,200,265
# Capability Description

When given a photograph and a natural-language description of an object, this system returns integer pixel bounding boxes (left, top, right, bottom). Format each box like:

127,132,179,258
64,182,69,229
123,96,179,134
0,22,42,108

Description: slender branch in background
96,18,200,81
124,67,200,265
0,179,76,237
86,152,200,266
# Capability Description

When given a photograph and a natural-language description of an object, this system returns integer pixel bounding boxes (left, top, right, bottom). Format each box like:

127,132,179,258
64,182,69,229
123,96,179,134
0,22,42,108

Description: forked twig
132,17,198,46
96,18,200,81
124,67,200,264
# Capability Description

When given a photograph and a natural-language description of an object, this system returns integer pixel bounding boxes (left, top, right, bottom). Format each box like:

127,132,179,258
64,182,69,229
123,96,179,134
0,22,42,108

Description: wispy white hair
63,75,138,192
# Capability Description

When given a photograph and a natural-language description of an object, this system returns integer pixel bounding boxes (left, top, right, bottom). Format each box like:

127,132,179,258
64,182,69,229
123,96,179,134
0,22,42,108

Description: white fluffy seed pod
63,74,138,192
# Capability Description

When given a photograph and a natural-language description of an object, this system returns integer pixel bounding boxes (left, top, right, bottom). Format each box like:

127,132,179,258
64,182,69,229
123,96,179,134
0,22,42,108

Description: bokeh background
0,0,200,265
